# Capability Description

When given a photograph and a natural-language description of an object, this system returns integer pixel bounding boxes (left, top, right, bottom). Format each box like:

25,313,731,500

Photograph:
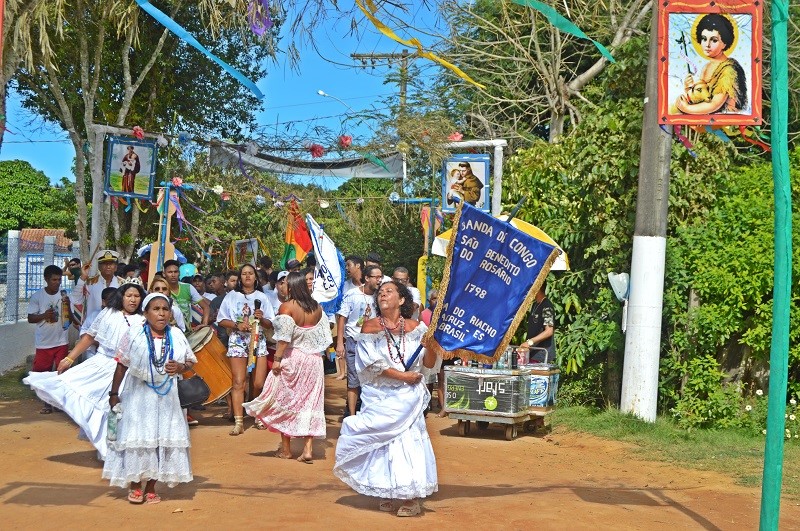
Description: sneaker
186,414,199,426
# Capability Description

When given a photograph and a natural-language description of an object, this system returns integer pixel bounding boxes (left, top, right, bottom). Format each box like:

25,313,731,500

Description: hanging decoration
512,0,616,63
103,135,158,200
247,0,273,36
355,0,486,89
308,143,325,158
134,0,265,100
447,132,464,141
178,132,191,145
338,135,353,149
657,0,762,127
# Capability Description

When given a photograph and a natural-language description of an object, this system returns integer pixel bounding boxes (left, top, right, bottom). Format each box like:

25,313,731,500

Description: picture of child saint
669,13,750,116
445,161,485,208
121,146,141,193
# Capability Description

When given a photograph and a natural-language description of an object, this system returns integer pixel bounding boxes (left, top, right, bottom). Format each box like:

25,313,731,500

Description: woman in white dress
244,272,333,463
217,264,275,435
103,292,196,504
334,280,439,517
23,279,146,459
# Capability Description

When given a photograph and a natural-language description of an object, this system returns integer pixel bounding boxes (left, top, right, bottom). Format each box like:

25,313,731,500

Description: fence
2,232,77,322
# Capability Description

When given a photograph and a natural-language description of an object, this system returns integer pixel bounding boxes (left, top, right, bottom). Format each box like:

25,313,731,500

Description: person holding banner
333,280,439,517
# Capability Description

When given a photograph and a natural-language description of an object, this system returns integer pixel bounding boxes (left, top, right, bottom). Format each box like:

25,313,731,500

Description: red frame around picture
657,0,762,126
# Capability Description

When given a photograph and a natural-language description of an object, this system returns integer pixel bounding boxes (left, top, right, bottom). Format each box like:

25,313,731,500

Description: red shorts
32,345,69,372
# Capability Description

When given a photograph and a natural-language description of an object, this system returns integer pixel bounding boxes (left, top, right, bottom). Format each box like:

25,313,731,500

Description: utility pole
351,49,410,113
619,8,673,422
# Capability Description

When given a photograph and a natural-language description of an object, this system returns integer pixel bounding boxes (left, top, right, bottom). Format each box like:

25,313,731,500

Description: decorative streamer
739,125,772,152
237,150,280,198
704,125,731,143
134,0,264,100
247,0,272,36
660,124,696,157
511,0,615,63
355,0,486,89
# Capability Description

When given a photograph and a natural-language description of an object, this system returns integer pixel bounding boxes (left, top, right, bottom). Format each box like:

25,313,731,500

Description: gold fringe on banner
422,202,561,363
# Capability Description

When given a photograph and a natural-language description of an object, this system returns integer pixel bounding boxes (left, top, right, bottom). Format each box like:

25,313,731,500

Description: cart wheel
476,421,489,431
523,420,536,433
504,424,517,441
524,417,545,433
457,420,471,436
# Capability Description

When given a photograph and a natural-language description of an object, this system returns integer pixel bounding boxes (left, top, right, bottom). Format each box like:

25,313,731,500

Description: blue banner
423,203,559,361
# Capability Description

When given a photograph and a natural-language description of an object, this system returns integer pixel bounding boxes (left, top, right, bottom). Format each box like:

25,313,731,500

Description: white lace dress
102,325,196,488
333,323,439,500
244,313,333,437
23,308,144,459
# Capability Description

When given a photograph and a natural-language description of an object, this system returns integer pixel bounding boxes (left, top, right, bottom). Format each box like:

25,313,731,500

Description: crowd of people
23,249,444,515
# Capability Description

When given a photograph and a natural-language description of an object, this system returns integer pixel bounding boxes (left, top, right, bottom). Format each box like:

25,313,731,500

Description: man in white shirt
342,255,364,294
70,249,124,329
392,267,421,319
335,265,382,416
28,265,70,413
266,270,290,315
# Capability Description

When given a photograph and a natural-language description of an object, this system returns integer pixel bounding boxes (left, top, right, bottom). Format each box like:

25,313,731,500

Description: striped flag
280,199,313,269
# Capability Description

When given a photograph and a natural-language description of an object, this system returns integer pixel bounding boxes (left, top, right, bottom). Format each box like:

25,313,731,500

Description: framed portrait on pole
657,0,762,126
441,154,490,214
104,136,158,200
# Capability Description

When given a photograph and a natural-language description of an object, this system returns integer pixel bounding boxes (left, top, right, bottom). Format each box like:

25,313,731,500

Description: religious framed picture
233,238,259,267
657,0,762,126
103,135,158,200
441,154,490,214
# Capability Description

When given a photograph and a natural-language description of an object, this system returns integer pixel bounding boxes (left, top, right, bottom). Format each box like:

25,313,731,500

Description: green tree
13,1,273,263
0,160,75,233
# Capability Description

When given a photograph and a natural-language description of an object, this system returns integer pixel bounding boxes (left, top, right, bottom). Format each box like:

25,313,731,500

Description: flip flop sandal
296,455,313,464
39,406,53,414
145,493,161,505
379,500,394,512
127,489,145,504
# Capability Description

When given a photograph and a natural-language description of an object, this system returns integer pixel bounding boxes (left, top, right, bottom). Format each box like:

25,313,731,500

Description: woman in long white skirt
103,293,196,504
334,280,439,517
23,281,146,459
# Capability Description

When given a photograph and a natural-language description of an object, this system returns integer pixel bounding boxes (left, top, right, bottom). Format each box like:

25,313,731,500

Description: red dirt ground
2,375,799,530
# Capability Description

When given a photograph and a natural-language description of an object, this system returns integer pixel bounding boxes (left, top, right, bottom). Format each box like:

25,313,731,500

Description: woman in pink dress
243,272,332,463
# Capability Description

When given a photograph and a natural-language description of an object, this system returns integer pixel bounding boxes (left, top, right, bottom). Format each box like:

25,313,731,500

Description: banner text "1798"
464,283,487,299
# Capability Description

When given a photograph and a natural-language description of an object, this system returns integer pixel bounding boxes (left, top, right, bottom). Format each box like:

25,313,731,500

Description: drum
185,326,232,405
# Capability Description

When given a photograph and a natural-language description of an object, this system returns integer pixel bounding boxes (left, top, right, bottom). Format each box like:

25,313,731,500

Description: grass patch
0,365,36,400
553,406,800,499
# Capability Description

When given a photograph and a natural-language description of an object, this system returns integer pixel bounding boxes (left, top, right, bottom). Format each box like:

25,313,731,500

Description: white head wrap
142,292,171,310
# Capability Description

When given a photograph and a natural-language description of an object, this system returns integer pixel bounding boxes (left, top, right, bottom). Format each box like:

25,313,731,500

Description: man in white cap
70,249,125,329
265,270,290,315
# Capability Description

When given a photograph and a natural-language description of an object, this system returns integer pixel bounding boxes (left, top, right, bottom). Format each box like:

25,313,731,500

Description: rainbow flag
280,199,313,268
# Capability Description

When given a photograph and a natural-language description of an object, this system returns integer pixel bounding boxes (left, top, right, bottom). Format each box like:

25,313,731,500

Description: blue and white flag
306,214,346,316
423,202,560,362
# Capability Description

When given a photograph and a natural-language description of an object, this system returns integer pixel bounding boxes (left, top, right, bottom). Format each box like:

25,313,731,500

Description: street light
316,89,356,113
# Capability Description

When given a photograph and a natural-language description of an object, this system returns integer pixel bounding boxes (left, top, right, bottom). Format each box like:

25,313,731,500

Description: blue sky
0,4,442,187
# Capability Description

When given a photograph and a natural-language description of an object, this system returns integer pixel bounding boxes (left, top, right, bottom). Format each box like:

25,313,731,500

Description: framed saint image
442,154,490,214
104,136,158,199
234,238,259,267
657,0,762,126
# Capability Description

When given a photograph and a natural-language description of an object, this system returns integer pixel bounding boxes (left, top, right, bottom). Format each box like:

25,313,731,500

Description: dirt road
2,376,798,530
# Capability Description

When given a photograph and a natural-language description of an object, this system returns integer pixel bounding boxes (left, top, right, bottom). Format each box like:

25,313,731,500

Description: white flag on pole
305,214,345,313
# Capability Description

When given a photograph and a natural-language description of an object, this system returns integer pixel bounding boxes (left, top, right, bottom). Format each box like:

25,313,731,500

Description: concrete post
5,230,20,322
43,236,56,268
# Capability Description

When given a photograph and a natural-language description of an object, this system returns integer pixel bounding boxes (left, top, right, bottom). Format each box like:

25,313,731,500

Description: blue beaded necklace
144,323,174,396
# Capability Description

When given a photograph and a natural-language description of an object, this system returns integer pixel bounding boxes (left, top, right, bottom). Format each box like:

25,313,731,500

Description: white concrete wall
0,320,35,374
